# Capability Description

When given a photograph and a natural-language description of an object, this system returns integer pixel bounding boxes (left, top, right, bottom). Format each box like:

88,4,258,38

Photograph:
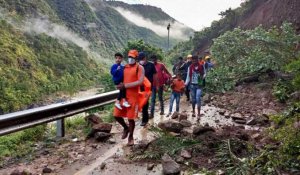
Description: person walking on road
168,72,185,116
185,55,206,118
179,55,192,101
172,56,184,75
113,50,145,146
138,52,158,126
151,55,172,116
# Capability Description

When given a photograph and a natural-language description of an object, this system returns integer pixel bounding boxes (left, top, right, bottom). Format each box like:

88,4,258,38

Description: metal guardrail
0,90,119,137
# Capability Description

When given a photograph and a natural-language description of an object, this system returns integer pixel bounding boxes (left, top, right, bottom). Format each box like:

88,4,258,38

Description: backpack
135,64,152,111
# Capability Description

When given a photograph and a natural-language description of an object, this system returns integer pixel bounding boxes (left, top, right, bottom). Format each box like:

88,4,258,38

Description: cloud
24,18,90,50
113,7,191,40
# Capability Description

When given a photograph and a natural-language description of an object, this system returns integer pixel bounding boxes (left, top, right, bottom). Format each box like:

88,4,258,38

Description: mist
113,7,191,40
24,18,90,50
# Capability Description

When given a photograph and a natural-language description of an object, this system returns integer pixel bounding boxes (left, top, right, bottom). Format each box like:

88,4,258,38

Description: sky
119,0,243,31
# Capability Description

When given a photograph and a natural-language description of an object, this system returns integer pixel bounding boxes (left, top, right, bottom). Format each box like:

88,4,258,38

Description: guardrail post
56,119,65,137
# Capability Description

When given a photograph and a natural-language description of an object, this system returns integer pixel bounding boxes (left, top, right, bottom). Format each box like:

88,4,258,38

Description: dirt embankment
239,0,300,32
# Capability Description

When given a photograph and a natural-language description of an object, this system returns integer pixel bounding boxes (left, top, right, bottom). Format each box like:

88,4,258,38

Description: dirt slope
239,0,300,32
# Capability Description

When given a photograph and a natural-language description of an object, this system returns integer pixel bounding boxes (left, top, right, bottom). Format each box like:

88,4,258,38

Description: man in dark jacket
178,55,192,101
138,52,158,126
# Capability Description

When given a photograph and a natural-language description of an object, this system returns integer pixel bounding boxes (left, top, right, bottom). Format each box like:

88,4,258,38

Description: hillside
0,0,194,113
171,0,300,56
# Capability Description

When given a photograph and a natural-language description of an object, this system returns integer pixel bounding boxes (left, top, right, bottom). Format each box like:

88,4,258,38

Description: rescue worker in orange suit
114,50,145,146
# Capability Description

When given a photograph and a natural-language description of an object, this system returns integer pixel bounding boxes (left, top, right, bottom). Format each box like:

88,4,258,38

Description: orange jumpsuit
113,63,144,119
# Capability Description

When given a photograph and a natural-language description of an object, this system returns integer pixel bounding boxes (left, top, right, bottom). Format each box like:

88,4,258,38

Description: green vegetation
123,40,164,61
131,127,199,160
0,20,104,113
0,125,47,166
207,23,299,92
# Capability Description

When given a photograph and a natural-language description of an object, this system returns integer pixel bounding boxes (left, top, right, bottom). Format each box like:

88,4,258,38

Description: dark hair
151,55,157,60
178,56,183,60
192,55,198,60
114,52,123,58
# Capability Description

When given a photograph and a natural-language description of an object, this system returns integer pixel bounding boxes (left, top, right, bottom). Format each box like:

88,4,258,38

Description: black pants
142,100,149,123
115,80,126,101
185,84,190,100
117,89,126,101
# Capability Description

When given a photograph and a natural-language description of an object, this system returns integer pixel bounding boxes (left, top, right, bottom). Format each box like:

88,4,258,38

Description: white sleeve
185,67,190,85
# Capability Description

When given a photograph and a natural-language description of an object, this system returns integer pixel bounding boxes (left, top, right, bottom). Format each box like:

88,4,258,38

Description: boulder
92,123,112,133
262,109,277,118
180,149,192,159
147,163,155,171
180,120,192,127
85,113,103,125
162,154,180,175
42,167,52,174
192,126,215,135
178,113,188,121
158,121,184,133
203,94,212,103
171,112,179,119
95,132,111,142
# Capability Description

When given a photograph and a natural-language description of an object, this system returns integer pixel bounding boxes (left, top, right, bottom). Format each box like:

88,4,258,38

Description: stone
262,109,277,118
180,149,192,159
215,119,220,123
251,133,261,140
234,119,246,125
180,120,192,127
180,128,193,136
178,113,188,121
175,156,184,164
231,113,243,120
162,154,180,175
95,132,111,142
217,170,225,175
203,94,211,103
246,118,257,125
218,109,226,115
158,120,184,133
42,167,52,174
171,112,180,119
92,123,112,133
100,162,106,170
224,111,231,118
85,113,103,125
147,163,155,171
108,138,116,144
192,126,215,135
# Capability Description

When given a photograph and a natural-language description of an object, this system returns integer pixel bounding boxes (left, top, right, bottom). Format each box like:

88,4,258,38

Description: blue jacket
110,63,124,84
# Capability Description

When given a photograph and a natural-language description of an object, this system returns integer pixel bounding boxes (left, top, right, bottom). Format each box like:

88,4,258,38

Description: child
110,52,130,110
168,73,185,115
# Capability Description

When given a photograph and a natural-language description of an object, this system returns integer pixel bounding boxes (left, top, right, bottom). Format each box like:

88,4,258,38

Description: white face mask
139,60,145,65
128,57,136,64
